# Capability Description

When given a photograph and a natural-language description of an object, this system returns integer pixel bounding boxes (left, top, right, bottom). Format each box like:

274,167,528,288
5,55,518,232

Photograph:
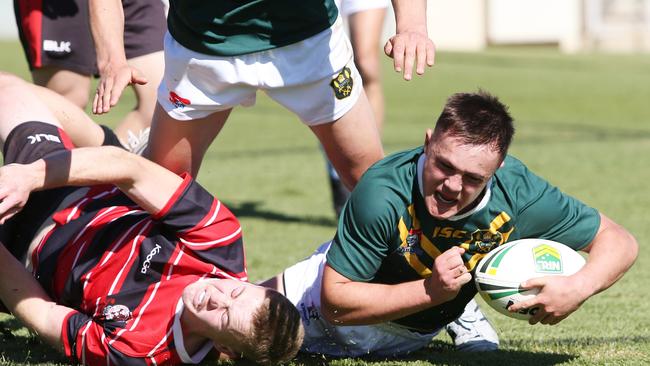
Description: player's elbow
319,293,341,324
624,231,639,268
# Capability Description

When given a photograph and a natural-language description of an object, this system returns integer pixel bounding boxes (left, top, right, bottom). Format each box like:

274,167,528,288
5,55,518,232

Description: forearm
32,146,182,213
391,0,428,33
320,267,449,325
0,244,71,351
89,0,126,70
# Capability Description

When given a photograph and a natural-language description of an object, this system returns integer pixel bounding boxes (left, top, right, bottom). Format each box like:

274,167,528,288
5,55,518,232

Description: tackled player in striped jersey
0,72,303,366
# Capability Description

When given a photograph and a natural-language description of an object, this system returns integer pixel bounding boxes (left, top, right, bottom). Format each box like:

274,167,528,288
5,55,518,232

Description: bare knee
354,56,381,88
32,68,91,109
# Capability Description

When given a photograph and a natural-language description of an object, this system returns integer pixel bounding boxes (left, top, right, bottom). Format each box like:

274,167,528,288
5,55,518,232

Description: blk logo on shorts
43,40,71,54
330,66,353,100
27,134,61,144
169,91,191,108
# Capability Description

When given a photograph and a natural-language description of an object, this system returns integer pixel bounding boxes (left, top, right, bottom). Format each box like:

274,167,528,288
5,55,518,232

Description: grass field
1,40,649,365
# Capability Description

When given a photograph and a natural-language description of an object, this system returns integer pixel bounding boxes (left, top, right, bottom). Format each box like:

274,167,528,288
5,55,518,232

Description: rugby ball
474,238,585,320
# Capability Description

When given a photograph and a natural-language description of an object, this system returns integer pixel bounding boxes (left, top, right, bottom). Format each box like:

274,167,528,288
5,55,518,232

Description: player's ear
424,128,434,149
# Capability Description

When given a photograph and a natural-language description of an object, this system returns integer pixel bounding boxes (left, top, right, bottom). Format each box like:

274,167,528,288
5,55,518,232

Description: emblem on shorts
101,304,132,322
169,91,191,108
330,66,353,100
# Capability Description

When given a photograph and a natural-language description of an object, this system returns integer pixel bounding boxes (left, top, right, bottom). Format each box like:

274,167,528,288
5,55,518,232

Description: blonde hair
241,289,304,365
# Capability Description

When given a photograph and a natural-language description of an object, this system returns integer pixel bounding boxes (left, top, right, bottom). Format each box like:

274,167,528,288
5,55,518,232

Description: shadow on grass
504,334,650,349
287,334,650,366
225,200,337,228
289,340,575,366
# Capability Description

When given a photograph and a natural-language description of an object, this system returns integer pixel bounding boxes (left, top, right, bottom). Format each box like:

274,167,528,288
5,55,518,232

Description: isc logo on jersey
474,239,585,320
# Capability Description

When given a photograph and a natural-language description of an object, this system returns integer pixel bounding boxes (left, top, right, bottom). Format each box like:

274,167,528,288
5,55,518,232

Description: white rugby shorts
335,0,390,16
283,241,440,357
157,17,362,125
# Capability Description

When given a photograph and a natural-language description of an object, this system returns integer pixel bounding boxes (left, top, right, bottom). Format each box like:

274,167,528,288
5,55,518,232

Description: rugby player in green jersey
261,91,638,356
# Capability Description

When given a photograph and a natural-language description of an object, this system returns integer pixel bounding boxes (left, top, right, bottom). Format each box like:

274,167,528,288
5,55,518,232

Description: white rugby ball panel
474,238,585,320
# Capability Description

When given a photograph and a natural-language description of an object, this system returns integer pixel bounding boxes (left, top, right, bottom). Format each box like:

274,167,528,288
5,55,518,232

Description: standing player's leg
31,68,92,109
348,7,387,132
264,18,385,194
318,0,388,217
310,91,384,191
113,0,167,153
146,104,232,176
112,51,165,153
14,0,97,109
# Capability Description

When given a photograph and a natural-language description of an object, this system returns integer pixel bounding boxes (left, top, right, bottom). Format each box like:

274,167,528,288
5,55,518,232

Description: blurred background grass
1,40,649,365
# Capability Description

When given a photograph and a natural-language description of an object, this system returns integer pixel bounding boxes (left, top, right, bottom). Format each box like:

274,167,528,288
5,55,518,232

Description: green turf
1,40,649,365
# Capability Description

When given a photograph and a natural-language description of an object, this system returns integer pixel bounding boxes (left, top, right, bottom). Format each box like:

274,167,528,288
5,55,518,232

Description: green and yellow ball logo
533,244,562,273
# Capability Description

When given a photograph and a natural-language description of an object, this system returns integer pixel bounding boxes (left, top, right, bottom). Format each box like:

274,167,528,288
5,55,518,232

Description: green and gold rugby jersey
327,146,600,331
167,0,338,56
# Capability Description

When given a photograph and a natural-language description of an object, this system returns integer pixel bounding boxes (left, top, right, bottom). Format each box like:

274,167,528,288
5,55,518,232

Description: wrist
422,277,447,306
98,55,128,72
26,160,47,191
570,271,599,300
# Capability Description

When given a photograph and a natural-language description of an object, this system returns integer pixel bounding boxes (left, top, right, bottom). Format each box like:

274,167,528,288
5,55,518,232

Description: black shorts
14,0,166,74
0,122,78,259
0,122,126,258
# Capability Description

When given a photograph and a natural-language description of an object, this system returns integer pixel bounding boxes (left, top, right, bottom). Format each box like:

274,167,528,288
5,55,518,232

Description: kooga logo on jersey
141,244,162,274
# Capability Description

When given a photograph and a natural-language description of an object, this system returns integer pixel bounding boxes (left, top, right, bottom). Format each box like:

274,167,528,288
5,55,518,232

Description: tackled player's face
182,279,267,353
421,129,502,219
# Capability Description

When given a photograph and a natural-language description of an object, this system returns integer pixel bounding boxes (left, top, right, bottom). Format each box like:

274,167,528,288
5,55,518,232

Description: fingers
130,68,148,86
0,196,20,224
383,40,393,59
520,276,545,290
416,40,435,76
441,246,470,285
384,33,436,81
92,66,148,115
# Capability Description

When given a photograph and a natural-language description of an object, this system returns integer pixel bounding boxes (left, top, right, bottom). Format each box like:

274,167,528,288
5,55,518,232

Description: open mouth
435,191,458,205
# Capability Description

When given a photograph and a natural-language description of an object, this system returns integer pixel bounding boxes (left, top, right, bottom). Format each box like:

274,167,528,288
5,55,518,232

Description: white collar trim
416,153,492,221
173,297,213,364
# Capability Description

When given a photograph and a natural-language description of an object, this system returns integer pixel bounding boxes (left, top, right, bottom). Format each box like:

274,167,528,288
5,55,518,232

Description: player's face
182,279,267,351
421,129,503,219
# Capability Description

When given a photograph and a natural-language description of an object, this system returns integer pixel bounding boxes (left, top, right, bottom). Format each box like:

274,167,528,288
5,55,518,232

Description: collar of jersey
417,153,492,221
174,296,214,363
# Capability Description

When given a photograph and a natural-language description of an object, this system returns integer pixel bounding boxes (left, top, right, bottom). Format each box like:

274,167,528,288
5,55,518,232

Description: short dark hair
434,91,515,158
242,289,304,365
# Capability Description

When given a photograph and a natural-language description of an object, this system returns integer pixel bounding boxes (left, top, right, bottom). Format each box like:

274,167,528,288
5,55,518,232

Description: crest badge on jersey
330,66,353,99
101,304,132,322
398,228,423,256
466,229,504,254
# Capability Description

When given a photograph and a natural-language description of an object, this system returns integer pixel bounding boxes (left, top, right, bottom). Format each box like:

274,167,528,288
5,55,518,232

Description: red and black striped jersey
32,174,246,365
